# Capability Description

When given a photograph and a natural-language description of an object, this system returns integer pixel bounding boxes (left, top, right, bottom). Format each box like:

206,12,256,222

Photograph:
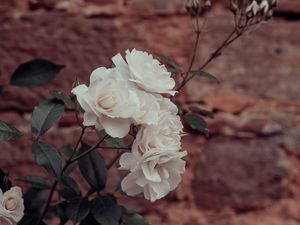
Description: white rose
259,0,269,14
132,110,183,154
72,67,139,138
132,90,160,125
120,149,186,202
0,187,24,225
246,0,260,16
112,49,176,95
156,96,178,115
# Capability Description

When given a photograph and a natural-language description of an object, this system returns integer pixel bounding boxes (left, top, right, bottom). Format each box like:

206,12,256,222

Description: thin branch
69,126,86,160
35,181,58,225
107,151,123,170
69,135,108,163
177,29,238,91
97,146,131,151
35,134,107,225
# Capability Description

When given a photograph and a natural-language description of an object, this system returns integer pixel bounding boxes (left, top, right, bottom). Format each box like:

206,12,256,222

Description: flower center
5,197,18,211
97,95,116,110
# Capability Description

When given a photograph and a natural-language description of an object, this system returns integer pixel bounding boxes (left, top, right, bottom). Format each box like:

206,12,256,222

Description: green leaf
185,114,208,133
59,145,74,159
191,70,220,83
66,197,90,224
32,141,63,179
23,187,46,214
57,202,69,225
31,99,64,136
59,188,79,200
78,142,107,191
98,130,126,149
80,213,100,225
0,169,11,192
18,215,47,225
122,213,149,225
60,175,80,195
92,196,121,225
10,59,64,87
52,91,76,109
189,106,214,118
20,176,52,189
59,145,78,175
157,54,182,74
0,120,23,141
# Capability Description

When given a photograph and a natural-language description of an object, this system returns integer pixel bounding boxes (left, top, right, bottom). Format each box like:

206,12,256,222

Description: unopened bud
72,78,81,89
185,0,200,15
204,0,211,10
264,9,273,20
268,0,278,7
230,1,238,15
260,0,270,15
245,1,259,18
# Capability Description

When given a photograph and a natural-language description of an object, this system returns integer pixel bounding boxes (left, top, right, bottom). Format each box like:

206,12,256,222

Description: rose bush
0,1,278,224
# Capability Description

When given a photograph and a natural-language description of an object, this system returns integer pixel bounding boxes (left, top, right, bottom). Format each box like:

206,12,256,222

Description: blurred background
0,0,300,224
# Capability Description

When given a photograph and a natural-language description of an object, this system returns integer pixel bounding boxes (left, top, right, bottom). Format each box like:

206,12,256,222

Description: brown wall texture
0,0,300,225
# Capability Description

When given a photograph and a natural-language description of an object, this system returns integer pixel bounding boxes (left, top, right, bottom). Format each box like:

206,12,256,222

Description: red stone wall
1,1,300,225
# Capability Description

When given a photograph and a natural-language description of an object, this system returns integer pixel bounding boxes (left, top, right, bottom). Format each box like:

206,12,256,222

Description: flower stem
177,29,238,91
107,151,124,170
35,132,107,225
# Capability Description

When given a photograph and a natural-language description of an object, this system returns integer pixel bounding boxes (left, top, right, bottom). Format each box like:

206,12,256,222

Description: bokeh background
1,0,300,224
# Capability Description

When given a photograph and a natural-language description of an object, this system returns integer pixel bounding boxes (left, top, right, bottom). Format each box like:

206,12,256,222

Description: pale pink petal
83,113,97,126
101,116,131,138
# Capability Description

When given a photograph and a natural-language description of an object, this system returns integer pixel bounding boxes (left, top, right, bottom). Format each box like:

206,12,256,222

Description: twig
107,151,124,170
69,135,108,163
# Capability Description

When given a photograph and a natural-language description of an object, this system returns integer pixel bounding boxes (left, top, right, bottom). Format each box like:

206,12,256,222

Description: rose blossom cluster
72,49,186,202
0,187,24,225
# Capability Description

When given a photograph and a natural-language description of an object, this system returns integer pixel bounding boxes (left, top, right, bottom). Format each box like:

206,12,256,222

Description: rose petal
101,116,131,138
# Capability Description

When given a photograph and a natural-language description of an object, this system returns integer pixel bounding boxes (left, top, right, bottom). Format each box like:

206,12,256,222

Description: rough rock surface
0,0,300,225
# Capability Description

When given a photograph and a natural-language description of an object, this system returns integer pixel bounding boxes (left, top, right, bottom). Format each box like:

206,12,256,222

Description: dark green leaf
66,197,90,224
32,141,63,179
185,114,208,133
122,213,149,225
59,145,74,159
23,187,46,214
92,196,121,225
98,131,126,149
189,106,214,118
0,169,11,192
18,215,47,225
11,59,64,87
20,176,52,189
57,202,69,225
31,99,64,136
59,145,78,175
60,176,80,195
78,142,107,191
59,188,79,200
80,213,100,225
0,120,23,141
53,91,76,109
157,54,182,74
191,70,220,83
